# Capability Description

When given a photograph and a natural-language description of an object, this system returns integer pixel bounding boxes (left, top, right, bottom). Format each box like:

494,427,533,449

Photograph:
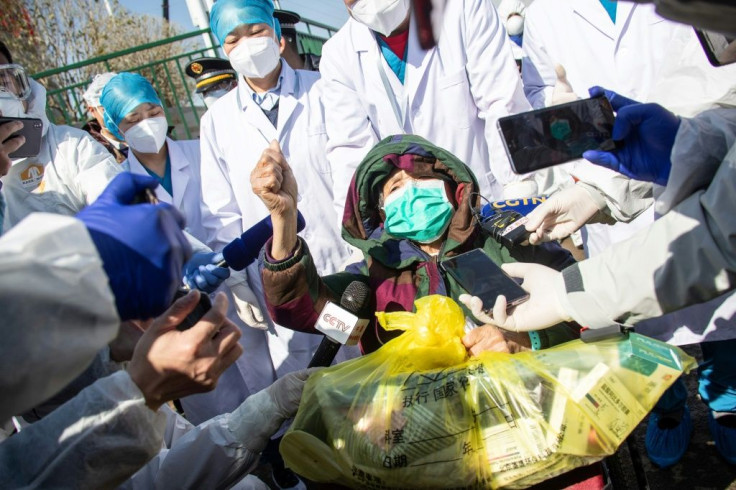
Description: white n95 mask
228,36,281,79
0,97,26,118
350,0,411,37
124,116,168,154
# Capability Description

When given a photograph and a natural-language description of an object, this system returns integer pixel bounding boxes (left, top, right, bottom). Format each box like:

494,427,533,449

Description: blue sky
119,0,349,34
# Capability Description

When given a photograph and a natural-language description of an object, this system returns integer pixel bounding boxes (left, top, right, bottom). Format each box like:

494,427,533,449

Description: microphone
308,281,372,368
217,211,306,270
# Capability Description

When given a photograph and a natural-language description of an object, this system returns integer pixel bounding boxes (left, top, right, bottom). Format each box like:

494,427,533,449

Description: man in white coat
199,1,353,485
321,0,536,222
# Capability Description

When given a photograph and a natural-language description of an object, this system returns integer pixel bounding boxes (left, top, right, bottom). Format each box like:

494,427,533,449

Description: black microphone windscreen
340,281,371,315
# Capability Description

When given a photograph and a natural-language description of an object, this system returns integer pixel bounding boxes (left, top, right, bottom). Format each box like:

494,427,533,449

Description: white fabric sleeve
64,127,123,204
198,111,246,251
0,372,166,490
560,138,736,327
464,0,534,190
0,213,119,422
572,164,654,223
657,108,736,215
320,35,380,223
122,390,283,490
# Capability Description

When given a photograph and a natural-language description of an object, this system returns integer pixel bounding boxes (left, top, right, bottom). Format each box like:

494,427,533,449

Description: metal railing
33,18,335,139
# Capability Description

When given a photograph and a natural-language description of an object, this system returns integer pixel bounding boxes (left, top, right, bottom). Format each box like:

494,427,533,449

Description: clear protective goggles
0,64,32,101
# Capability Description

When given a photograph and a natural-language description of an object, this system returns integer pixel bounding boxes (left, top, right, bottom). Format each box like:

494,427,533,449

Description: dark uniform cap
185,57,237,93
274,9,301,35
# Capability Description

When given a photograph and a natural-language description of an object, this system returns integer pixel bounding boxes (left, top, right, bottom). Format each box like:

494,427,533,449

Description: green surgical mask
383,179,454,244
550,119,572,140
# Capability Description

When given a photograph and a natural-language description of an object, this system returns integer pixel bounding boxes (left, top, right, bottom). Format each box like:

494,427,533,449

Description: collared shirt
243,72,284,111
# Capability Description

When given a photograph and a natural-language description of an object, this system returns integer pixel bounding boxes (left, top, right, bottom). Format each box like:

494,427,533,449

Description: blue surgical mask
383,179,454,244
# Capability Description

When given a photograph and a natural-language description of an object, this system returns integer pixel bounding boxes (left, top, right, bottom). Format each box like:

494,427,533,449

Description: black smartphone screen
497,95,616,174
0,116,43,159
442,249,529,312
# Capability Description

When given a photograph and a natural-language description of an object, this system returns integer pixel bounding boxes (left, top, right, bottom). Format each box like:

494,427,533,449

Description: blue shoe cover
708,410,736,465
645,406,692,468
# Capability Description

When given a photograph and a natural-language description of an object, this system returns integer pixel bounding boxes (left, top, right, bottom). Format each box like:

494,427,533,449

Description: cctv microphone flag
478,196,547,248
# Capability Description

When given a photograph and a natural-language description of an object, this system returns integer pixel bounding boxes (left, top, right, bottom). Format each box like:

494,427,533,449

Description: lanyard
376,54,409,133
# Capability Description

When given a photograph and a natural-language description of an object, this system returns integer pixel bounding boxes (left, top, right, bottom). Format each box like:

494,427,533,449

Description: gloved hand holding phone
583,86,681,186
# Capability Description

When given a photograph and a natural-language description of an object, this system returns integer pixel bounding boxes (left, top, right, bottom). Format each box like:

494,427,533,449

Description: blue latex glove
582,86,681,186
183,252,230,293
77,172,192,320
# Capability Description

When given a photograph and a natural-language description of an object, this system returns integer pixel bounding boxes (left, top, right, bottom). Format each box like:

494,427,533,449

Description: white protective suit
0,372,166,490
0,81,121,230
521,0,736,257
123,138,207,243
320,0,534,221
557,108,736,338
122,388,288,490
0,213,119,422
196,61,352,424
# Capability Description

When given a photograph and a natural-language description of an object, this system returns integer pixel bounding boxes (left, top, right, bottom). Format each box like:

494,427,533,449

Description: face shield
0,64,32,101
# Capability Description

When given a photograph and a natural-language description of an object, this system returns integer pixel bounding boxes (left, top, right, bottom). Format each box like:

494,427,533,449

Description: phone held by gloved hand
497,95,617,174
442,249,529,313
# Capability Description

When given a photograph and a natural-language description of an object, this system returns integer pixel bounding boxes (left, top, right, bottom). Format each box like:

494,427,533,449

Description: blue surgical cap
100,72,163,140
210,0,280,46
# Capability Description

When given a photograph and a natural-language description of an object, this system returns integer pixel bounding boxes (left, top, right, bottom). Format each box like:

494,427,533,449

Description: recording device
473,195,548,249
695,29,736,67
218,212,306,270
497,95,617,174
441,249,529,313
0,116,43,158
308,281,372,368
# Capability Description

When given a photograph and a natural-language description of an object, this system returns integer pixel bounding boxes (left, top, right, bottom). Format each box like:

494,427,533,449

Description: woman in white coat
100,72,207,243
320,0,535,221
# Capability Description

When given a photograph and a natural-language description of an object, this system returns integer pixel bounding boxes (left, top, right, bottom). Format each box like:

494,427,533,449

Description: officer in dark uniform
274,9,321,72
184,57,238,108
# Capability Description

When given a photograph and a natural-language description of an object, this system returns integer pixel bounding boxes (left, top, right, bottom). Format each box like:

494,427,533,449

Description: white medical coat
124,138,207,243
0,123,121,229
197,61,351,421
320,0,532,219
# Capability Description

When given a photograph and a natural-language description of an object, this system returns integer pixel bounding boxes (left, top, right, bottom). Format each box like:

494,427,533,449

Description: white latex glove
226,270,267,330
459,262,572,332
525,184,602,244
551,64,578,105
229,368,321,452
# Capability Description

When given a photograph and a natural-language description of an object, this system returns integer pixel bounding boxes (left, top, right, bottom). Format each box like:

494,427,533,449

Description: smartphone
497,95,616,174
0,116,43,159
441,249,529,313
695,29,736,67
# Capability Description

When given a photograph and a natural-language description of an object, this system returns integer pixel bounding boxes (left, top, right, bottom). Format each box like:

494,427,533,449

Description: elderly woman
254,134,579,356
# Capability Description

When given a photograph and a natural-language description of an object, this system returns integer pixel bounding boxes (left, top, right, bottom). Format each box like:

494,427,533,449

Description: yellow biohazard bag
281,295,695,489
